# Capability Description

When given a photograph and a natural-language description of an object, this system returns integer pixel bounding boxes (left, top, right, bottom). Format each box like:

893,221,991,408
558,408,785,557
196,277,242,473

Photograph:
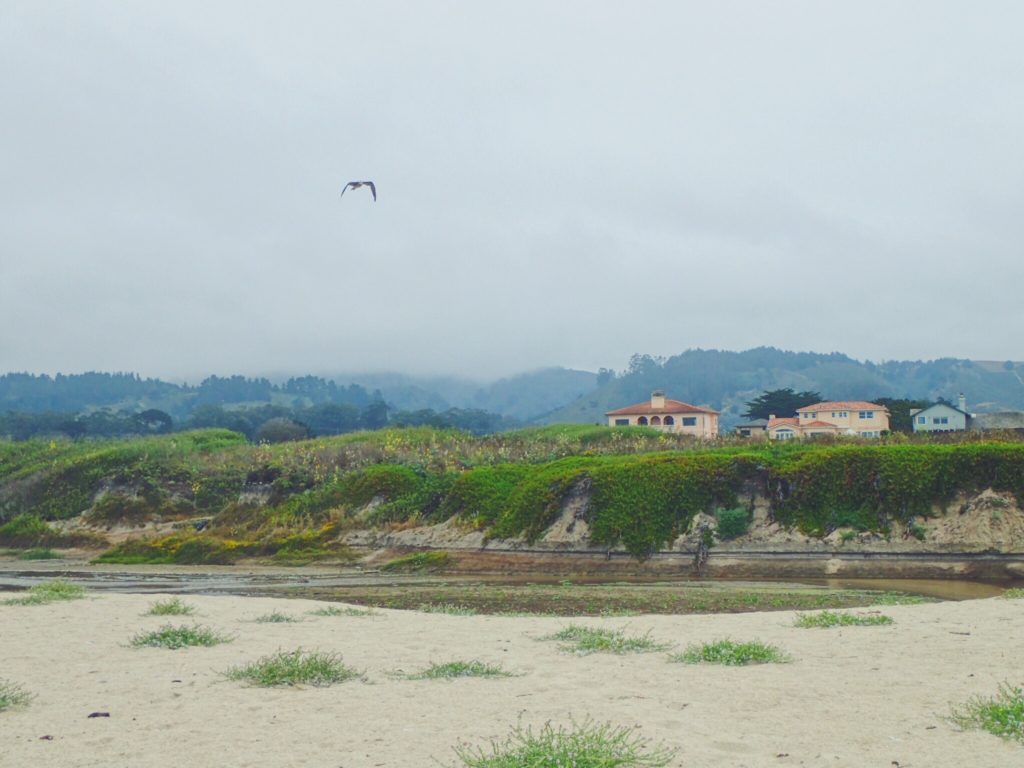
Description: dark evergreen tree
743,388,822,420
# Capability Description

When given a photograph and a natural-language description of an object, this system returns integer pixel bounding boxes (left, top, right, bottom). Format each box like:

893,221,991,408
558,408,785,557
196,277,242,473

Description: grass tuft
1000,588,1024,600
308,604,378,617
951,682,1024,742
403,660,514,680
794,610,894,628
16,547,59,560
224,649,361,687
253,611,302,623
3,579,86,606
0,680,33,711
540,624,670,655
146,597,197,616
453,719,676,767
380,550,452,572
670,639,790,666
130,624,231,649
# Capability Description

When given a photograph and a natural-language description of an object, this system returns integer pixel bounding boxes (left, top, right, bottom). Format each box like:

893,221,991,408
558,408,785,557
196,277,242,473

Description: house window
917,416,926,425
682,417,697,426
858,411,874,419
614,419,629,426
933,416,948,425
651,416,662,425
637,416,648,425
840,411,848,417
775,429,794,440
663,415,675,425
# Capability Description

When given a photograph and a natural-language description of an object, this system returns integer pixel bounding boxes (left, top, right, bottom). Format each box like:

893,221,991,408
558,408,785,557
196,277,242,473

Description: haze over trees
2,347,1023,441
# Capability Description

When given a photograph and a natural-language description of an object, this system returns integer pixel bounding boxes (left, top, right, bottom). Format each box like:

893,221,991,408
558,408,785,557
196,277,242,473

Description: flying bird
340,181,376,201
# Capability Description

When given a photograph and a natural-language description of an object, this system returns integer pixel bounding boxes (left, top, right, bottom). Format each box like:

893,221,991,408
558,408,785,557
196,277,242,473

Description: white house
911,394,972,433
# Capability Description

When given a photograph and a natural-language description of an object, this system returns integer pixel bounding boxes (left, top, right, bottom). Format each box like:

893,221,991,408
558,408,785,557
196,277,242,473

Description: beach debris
87,712,110,718
39,735,53,740
340,181,376,201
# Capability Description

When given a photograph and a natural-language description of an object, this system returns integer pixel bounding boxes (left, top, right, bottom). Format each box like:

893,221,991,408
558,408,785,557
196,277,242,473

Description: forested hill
0,368,597,425
544,348,1024,428
4,350,1023,434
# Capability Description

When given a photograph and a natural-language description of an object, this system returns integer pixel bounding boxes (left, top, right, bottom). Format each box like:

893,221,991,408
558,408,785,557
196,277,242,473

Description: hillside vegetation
2,426,1023,561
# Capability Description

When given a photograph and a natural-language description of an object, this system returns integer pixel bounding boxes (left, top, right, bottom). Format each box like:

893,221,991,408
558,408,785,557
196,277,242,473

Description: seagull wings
340,181,377,201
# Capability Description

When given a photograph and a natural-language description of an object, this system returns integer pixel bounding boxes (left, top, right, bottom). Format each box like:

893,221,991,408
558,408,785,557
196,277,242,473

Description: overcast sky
2,2,1022,381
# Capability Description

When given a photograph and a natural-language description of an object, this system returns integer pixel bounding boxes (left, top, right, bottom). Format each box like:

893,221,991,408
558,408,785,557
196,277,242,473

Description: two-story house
794,401,890,437
764,401,890,439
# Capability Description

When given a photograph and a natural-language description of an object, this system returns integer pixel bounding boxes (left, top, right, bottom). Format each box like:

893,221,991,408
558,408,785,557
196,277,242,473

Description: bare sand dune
1,592,1022,767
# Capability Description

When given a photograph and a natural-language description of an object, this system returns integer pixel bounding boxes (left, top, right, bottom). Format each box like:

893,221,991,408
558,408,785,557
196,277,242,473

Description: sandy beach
1,591,1021,767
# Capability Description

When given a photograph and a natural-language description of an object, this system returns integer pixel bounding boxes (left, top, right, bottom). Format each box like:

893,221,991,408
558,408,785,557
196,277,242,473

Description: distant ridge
3,350,1023,428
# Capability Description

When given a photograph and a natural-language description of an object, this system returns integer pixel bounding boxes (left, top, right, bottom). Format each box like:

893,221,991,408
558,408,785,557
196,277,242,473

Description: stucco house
911,395,971,433
766,416,842,440
795,401,890,437
606,391,719,437
765,400,890,439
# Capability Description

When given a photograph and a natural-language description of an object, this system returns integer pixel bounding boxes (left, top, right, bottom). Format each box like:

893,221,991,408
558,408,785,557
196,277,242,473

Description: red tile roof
767,417,800,429
803,420,841,429
796,401,888,413
606,398,719,416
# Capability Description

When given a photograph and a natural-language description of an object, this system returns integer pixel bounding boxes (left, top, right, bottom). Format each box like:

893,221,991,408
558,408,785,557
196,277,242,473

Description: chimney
958,393,967,413
651,390,665,409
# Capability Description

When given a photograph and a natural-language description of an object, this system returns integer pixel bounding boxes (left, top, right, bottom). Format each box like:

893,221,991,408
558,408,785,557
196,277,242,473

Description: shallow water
0,559,1020,602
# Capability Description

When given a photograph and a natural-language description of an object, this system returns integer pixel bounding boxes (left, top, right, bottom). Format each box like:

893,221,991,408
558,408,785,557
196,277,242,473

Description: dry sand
1,591,1022,767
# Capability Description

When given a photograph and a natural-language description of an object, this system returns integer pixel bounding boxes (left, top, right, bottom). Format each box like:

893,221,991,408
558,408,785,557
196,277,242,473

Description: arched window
650,416,662,425
637,416,648,425
663,415,675,425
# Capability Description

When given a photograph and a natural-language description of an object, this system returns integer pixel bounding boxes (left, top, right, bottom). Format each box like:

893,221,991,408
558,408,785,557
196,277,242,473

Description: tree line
0,401,519,442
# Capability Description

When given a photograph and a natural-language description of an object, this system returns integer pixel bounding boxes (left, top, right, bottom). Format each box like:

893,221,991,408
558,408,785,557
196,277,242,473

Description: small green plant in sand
130,624,231,649
541,625,670,655
16,548,59,560
254,611,302,623
403,660,514,680
951,682,1024,742
0,680,33,712
146,597,197,616
380,550,453,572
671,639,790,666
418,603,478,616
794,610,894,628
3,579,86,606
224,649,361,687
1000,588,1024,599
308,605,378,617
452,719,676,768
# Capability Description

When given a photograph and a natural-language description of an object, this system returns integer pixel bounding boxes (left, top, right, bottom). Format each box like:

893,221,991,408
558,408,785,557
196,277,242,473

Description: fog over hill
3,348,1024,430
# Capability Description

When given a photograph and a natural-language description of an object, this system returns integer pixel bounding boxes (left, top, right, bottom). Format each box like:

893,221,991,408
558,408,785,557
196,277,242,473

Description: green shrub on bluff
440,464,534,528
586,454,751,557
771,444,1024,534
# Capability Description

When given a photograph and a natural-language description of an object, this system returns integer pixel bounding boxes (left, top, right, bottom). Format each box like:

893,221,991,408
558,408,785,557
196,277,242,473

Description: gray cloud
2,1,1023,380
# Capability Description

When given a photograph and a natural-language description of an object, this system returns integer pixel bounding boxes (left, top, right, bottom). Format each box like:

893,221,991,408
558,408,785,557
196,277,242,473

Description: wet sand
1,590,1022,767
